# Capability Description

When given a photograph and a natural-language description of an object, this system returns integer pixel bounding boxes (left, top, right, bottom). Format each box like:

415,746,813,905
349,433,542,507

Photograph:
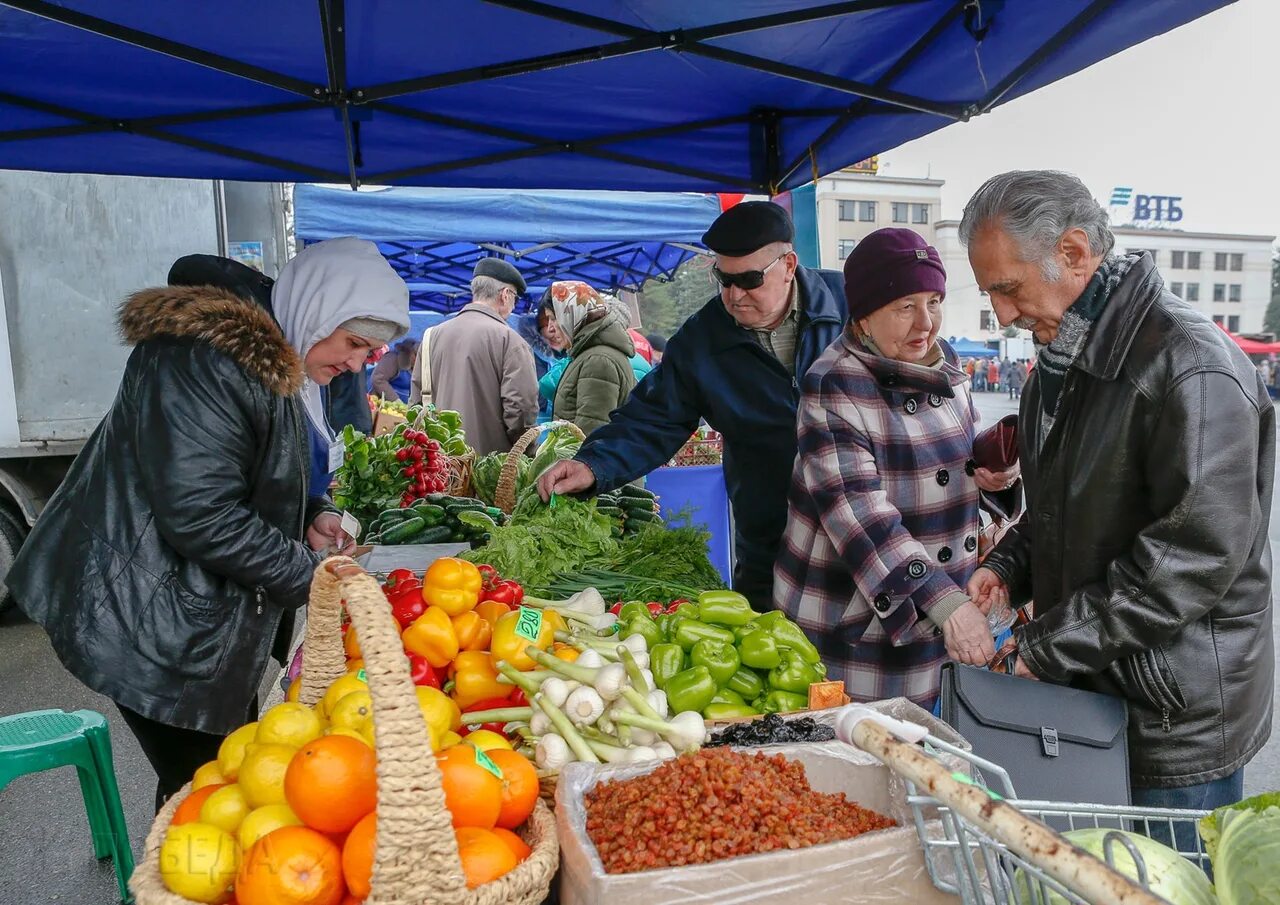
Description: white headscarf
548,280,608,345
272,237,410,440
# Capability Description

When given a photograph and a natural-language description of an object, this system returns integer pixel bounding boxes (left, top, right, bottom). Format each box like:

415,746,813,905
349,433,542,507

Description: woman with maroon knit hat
773,228,1020,711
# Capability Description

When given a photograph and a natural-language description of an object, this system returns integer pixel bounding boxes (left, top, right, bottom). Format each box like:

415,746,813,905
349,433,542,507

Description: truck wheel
0,505,28,615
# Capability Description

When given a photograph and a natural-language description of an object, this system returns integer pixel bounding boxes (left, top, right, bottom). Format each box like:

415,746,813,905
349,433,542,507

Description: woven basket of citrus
129,557,558,905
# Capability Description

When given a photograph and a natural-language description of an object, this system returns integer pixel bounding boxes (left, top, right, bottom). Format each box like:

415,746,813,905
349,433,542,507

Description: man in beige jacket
418,258,537,455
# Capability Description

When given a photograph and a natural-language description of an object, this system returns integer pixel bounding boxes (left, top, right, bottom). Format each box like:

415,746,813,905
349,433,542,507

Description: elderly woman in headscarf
774,228,1019,712
7,237,409,808
537,281,642,436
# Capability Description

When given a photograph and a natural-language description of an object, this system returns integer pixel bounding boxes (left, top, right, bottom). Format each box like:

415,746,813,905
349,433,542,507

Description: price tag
328,439,345,473
339,511,361,541
514,606,543,642
356,669,368,683
473,747,504,780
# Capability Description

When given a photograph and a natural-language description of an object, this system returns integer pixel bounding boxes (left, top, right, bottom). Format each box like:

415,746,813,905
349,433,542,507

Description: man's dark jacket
984,253,1274,788
576,266,846,604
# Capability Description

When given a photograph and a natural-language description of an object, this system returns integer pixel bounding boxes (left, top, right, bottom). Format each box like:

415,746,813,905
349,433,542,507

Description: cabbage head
1201,792,1280,905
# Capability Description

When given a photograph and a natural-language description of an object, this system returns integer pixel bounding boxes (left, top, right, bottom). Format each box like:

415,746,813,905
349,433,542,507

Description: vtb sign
1108,186,1183,222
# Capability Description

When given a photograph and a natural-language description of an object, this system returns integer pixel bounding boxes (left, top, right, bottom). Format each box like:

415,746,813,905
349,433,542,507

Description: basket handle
303,557,470,905
494,420,586,514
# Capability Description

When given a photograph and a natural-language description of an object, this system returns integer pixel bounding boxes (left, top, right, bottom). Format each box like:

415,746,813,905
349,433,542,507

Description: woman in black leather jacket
8,238,409,807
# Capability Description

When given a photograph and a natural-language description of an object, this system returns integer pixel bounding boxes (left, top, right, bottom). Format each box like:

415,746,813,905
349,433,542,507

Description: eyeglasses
712,252,789,291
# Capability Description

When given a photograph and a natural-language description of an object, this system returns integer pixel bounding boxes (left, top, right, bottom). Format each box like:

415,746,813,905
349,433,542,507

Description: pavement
0,391,1276,904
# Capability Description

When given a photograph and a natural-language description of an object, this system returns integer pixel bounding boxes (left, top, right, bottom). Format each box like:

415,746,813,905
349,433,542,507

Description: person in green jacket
541,281,640,437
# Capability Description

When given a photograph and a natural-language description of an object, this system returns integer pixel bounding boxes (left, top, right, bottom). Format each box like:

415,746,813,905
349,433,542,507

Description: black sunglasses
712,252,788,291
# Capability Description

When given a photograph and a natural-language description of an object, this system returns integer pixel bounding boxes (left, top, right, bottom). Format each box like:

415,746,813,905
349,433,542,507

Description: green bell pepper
758,690,809,714
703,702,760,720
768,650,826,694
725,666,765,701
733,622,760,643
753,611,823,665
649,643,684,690
696,590,757,627
673,619,736,652
710,687,748,706
620,614,663,649
736,629,781,670
655,613,678,642
664,666,718,714
619,601,652,623
690,639,740,686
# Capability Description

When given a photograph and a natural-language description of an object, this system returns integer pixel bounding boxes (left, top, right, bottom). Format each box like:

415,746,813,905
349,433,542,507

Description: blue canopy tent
949,337,999,358
294,184,720,312
0,2,1229,194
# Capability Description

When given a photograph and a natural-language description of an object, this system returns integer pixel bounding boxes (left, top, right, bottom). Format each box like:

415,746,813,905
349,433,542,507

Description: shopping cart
836,707,1210,905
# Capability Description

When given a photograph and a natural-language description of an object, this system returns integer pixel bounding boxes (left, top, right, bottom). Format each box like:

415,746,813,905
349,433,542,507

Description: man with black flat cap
539,201,846,609
427,257,538,455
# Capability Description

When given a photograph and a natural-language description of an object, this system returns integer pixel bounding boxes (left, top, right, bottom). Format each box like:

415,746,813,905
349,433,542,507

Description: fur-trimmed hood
118,285,304,396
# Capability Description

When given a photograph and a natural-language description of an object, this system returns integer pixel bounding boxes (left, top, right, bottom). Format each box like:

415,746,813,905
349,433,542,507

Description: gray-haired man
963,170,1273,818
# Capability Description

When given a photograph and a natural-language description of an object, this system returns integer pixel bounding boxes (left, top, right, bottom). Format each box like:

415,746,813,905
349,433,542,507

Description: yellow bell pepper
402,606,458,669
543,609,569,635
474,599,511,630
552,642,580,663
449,651,511,709
490,606,555,671
451,610,493,653
421,557,482,616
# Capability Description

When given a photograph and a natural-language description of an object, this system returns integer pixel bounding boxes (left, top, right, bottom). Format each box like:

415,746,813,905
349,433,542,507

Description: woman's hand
974,464,1019,493
942,601,996,666
966,566,1009,617
307,511,357,556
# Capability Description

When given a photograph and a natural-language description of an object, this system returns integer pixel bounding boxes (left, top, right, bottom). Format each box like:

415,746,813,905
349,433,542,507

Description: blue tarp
0,2,1229,193
295,184,719,311
949,338,999,358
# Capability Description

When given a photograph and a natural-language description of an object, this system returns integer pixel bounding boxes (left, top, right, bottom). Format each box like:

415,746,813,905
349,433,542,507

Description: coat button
928,394,944,407
964,536,977,553
873,593,892,613
937,546,953,563
936,469,950,486
964,459,976,476
907,560,927,579
904,398,918,414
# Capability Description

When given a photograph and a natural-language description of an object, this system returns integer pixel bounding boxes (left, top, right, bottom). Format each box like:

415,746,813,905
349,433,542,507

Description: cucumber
380,516,426,544
416,525,455,545
443,501,486,517
618,485,657,500
410,503,448,527
618,497,657,514
377,508,415,525
596,506,626,519
626,510,663,524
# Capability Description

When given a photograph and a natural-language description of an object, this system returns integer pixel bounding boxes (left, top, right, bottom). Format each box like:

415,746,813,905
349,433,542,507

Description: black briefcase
939,662,1130,806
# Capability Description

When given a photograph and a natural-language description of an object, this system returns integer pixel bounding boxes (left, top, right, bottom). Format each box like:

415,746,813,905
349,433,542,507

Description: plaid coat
775,333,992,710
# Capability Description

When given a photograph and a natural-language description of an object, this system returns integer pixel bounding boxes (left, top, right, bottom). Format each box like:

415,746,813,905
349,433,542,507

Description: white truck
0,172,289,611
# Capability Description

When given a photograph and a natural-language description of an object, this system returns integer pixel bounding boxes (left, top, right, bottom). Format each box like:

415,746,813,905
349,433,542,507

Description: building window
1228,315,1241,332
892,202,908,223
1212,315,1224,325
1171,251,1184,269
1215,253,1228,271
1230,253,1243,271
1229,284,1242,302
838,239,857,260
1185,283,1200,302
911,203,929,224
838,201,855,221
1171,282,1183,297
1187,251,1201,269
858,201,876,221
1213,283,1226,302
980,311,996,332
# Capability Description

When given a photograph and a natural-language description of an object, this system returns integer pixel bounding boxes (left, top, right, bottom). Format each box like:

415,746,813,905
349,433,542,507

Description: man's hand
941,601,996,666
307,511,357,556
974,464,1020,493
967,566,1009,617
537,460,597,502
1013,657,1036,679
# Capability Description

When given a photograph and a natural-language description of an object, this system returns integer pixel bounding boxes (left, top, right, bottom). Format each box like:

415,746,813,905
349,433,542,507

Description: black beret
701,201,795,257
473,257,527,294
168,254,274,309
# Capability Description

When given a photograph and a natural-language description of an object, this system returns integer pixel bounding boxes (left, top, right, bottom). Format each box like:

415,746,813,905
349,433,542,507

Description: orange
344,658,365,674
454,827,518,889
341,812,376,900
343,627,361,660
487,750,539,830
173,783,228,826
492,827,532,862
339,896,364,905
284,736,377,834
235,826,345,905
437,747,502,829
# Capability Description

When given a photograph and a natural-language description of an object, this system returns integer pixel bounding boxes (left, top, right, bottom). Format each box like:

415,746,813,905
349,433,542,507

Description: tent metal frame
0,0,1114,191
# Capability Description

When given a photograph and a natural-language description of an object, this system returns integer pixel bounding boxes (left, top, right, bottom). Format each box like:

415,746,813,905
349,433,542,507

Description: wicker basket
130,557,559,905
445,449,476,498
494,420,586,514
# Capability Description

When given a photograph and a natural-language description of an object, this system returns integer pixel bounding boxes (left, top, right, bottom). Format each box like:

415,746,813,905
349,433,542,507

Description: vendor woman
773,228,1019,711
7,238,409,808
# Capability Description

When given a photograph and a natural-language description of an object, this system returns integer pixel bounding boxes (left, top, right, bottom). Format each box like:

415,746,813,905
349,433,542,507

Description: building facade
814,169,943,270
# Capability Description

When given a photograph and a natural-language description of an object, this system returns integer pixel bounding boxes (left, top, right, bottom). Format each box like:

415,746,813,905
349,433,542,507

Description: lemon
463,730,514,753
325,726,372,747
285,677,302,703
159,822,240,904
192,760,227,791
216,722,259,781
236,743,296,809
328,690,374,734
199,783,251,835
238,803,303,851
319,672,369,720
256,702,323,748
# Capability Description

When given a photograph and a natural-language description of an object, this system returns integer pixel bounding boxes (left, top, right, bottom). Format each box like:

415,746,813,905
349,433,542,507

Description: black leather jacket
9,284,331,733
984,254,1274,788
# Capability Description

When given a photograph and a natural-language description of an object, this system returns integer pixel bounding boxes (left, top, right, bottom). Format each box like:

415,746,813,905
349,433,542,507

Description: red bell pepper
408,654,442,689
477,564,499,590
390,588,428,629
608,602,624,617
646,601,665,616
484,579,524,607
507,688,528,707
385,568,416,589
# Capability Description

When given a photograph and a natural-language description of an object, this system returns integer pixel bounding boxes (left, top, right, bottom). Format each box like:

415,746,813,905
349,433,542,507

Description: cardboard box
372,409,407,437
557,700,966,905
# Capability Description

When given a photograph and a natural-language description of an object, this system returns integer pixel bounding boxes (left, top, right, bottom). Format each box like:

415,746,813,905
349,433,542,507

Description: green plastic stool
0,709,135,903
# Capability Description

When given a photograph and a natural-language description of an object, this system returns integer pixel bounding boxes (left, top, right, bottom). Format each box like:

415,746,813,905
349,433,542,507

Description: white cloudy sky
876,0,1279,238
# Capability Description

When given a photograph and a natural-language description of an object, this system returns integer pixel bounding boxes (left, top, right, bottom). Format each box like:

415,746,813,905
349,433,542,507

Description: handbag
970,414,1019,471
939,661,1130,807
